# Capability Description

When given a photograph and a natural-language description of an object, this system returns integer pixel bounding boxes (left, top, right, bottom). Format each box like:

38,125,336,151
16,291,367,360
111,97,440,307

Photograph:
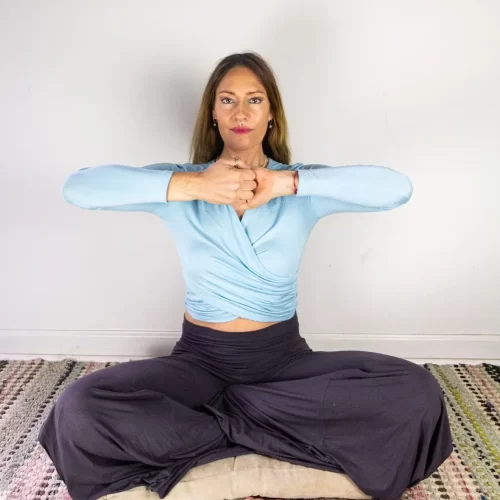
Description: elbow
400,174,413,204
384,172,413,210
61,175,80,207
61,171,93,209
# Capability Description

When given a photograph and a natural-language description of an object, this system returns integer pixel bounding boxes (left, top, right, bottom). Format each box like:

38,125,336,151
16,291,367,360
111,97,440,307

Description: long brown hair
189,52,291,165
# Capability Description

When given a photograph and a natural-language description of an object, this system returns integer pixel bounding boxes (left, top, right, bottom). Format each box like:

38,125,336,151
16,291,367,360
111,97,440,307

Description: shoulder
269,159,319,172
268,158,303,171
139,161,212,172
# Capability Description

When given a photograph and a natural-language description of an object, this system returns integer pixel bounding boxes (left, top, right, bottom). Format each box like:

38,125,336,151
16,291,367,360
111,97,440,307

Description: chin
226,139,253,149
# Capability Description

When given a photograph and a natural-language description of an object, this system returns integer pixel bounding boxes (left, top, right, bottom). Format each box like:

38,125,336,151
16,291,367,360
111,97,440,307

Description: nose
233,102,249,123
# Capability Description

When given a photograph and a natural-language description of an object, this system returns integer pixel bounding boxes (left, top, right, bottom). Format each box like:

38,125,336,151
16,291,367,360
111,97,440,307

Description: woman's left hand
246,169,295,209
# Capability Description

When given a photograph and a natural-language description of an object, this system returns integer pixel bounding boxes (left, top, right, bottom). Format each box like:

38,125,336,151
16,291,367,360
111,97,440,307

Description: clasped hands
233,159,277,210
200,157,294,211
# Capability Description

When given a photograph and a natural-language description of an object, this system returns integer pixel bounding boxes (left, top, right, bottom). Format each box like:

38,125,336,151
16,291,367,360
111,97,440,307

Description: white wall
1,0,499,362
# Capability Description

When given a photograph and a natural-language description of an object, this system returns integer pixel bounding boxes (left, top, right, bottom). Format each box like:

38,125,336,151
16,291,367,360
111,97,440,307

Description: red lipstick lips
232,127,251,134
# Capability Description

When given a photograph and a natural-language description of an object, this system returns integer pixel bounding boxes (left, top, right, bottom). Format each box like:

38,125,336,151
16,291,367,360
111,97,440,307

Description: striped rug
0,359,499,499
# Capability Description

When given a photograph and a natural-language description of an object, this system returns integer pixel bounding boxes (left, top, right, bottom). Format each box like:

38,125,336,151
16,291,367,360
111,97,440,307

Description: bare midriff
184,310,278,332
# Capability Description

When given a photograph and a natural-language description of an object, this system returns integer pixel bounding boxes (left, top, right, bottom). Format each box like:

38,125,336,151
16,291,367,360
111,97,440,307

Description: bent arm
61,162,202,213
294,164,413,218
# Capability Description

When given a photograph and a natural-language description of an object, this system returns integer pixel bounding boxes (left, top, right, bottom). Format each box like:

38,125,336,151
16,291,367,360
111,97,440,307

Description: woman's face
213,66,273,152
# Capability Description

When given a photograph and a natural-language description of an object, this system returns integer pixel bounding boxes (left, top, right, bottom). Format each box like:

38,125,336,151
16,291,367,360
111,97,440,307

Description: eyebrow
217,90,265,95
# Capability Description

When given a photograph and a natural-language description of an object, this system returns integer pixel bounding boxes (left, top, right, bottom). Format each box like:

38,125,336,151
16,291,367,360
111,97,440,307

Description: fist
246,167,278,209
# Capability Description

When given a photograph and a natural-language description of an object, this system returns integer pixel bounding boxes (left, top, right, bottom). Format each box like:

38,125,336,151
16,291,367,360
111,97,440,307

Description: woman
38,52,453,500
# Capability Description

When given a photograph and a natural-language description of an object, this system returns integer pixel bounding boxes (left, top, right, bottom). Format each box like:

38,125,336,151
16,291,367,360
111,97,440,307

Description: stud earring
212,118,217,128
268,120,273,129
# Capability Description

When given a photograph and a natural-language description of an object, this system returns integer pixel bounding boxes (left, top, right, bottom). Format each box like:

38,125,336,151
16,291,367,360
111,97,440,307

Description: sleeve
60,162,194,214
295,163,413,219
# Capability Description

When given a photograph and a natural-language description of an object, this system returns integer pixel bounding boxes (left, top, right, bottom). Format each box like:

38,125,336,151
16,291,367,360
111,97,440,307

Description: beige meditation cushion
99,453,372,500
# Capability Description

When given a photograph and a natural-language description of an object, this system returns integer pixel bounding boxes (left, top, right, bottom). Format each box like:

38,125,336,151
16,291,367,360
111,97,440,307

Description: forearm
61,164,176,211
166,172,204,201
272,170,297,198
296,164,413,209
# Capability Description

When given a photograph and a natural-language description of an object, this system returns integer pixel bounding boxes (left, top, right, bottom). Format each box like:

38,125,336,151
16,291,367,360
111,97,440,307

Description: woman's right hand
197,158,257,206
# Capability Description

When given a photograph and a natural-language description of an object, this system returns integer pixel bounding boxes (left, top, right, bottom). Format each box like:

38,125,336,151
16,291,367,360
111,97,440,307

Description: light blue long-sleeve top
61,157,413,322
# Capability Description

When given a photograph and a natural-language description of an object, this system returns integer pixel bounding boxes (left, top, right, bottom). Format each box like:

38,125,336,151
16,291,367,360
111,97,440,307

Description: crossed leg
38,355,249,500
206,350,453,500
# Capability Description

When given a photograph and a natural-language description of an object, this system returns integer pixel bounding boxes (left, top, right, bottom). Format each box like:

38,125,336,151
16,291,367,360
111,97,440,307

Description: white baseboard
1,330,498,364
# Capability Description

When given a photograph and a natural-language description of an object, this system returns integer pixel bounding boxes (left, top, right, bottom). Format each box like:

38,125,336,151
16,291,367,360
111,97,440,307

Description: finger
241,170,256,180
237,189,255,201
232,201,246,210
241,180,257,190
246,195,261,207
216,158,247,168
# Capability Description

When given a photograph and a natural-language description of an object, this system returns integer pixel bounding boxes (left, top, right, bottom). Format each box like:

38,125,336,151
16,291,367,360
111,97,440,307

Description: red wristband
293,170,298,195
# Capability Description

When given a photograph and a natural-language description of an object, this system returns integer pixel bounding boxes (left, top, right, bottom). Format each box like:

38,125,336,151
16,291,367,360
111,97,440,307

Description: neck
218,146,267,168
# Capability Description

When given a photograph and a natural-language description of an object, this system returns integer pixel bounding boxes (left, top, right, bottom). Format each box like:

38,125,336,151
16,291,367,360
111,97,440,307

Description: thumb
233,158,251,169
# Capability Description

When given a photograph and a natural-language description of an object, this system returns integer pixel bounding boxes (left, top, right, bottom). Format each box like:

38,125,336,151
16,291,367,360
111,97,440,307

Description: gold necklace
216,155,268,168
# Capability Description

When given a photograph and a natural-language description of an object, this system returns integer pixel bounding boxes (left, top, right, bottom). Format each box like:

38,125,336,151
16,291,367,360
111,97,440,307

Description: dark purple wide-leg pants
38,313,453,500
